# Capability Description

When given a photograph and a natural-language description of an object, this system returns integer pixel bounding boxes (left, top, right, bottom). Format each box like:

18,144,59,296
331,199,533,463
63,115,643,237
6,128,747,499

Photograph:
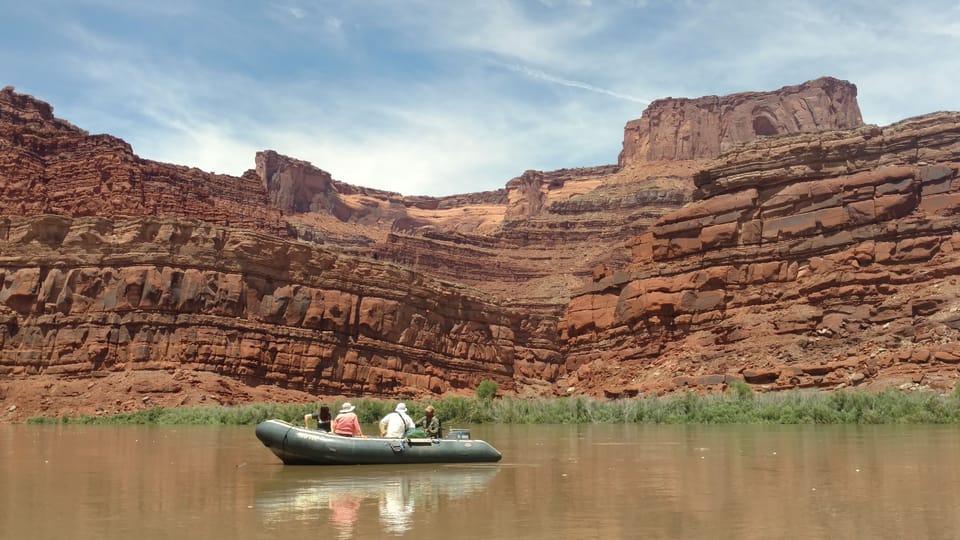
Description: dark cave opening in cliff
752,115,779,137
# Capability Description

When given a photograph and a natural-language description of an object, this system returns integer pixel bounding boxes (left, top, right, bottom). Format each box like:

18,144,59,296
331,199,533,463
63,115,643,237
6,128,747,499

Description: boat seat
407,438,435,446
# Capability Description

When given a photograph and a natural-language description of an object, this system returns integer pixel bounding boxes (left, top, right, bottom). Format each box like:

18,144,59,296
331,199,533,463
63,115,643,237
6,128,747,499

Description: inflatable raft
255,419,503,465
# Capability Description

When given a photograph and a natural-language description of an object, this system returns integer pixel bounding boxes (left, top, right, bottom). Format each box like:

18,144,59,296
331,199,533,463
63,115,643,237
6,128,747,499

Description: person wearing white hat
379,402,414,438
331,402,363,437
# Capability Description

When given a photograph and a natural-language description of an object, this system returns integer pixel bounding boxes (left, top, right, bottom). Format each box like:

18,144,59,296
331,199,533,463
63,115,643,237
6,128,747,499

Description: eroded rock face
0,87,285,234
257,150,336,215
1,78,957,420
1,87,691,419
618,77,863,165
561,111,960,397
0,216,562,400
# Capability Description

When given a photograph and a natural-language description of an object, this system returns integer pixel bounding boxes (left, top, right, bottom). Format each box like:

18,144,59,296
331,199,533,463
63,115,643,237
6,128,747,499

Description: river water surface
2,423,959,539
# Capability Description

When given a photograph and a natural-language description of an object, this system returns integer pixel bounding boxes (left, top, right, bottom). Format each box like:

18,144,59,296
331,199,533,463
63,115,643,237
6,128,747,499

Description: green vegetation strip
26,382,960,425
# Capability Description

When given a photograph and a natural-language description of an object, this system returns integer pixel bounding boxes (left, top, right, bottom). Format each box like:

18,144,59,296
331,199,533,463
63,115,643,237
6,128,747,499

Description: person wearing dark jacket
304,405,332,432
417,405,441,438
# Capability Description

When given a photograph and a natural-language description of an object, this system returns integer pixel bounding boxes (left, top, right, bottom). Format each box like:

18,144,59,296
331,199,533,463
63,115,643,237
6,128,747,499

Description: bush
476,379,498,401
727,380,754,401
24,387,960,426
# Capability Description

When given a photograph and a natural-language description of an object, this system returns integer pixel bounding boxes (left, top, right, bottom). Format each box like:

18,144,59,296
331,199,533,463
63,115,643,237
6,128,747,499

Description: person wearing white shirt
379,402,415,438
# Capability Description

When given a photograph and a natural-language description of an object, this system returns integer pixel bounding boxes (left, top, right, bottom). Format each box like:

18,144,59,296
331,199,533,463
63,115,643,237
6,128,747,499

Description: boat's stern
478,440,503,462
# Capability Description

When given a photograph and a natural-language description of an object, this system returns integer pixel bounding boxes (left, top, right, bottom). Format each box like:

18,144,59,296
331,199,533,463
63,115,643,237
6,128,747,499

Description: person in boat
379,402,415,438
303,405,331,432
417,405,441,438
331,402,363,437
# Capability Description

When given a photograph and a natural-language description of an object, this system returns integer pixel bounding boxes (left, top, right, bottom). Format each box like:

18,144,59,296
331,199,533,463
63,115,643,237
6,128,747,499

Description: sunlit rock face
618,77,863,165
2,77,958,421
562,111,960,398
0,87,286,235
0,215,558,399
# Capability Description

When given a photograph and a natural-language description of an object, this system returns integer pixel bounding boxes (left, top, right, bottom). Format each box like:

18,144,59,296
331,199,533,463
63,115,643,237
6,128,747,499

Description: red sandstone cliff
0,87,286,235
618,77,863,165
1,78,958,421
562,112,960,397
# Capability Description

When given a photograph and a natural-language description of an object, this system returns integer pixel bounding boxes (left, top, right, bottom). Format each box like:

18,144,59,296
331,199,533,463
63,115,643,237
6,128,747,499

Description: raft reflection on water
255,464,500,536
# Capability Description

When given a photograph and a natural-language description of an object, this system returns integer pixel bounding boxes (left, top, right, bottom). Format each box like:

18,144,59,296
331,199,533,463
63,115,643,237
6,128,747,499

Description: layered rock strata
379,164,693,306
267,155,694,307
561,112,960,396
3,77,959,421
0,87,285,235
0,216,562,398
0,86,695,420
619,77,863,165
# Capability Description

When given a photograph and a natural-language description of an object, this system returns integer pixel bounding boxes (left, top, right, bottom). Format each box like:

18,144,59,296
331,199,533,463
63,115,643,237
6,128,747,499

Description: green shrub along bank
26,387,960,426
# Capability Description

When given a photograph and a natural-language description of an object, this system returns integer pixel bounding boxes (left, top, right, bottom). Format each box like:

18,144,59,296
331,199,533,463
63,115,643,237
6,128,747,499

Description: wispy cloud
324,16,342,30
55,30,610,193
389,1,608,70
494,61,649,104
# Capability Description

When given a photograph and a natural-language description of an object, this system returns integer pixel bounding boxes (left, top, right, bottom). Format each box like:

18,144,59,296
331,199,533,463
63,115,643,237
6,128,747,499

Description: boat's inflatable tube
255,419,502,465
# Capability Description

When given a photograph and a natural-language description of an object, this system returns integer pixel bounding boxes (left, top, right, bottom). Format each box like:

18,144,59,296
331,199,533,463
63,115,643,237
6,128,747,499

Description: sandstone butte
1,76,959,422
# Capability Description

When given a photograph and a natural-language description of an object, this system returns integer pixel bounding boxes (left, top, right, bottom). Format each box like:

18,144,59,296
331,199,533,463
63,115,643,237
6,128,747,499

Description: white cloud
493,61,649,104
324,16,342,30
388,1,608,70
5,0,959,197
56,31,610,193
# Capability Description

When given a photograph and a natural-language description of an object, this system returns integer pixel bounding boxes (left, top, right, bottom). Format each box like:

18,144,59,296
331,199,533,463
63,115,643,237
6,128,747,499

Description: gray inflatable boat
255,419,503,465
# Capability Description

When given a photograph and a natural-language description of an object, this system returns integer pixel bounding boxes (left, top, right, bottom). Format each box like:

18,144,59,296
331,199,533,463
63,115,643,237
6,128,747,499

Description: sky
2,0,959,196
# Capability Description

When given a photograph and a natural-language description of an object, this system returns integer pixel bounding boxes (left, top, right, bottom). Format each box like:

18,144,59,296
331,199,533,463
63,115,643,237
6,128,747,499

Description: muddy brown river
2,423,959,539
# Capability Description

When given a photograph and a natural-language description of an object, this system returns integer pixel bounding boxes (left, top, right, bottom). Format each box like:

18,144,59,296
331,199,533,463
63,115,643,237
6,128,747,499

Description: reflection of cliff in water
255,464,500,536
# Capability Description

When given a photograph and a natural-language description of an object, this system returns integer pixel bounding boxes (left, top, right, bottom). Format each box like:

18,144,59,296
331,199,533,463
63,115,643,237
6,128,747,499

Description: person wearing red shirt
331,402,363,437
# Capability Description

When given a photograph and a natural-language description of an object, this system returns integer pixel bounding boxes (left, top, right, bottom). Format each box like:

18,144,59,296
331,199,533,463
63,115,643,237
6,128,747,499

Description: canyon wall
0,216,562,397
1,77,958,420
0,87,286,235
562,112,960,396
